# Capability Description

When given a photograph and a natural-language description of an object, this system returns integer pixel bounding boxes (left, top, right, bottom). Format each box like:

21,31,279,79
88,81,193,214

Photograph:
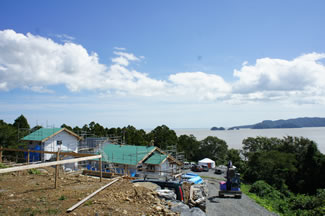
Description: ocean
173,127,325,154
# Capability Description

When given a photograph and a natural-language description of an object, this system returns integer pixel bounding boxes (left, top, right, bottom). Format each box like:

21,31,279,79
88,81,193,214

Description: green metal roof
99,144,157,165
143,152,167,165
22,128,62,141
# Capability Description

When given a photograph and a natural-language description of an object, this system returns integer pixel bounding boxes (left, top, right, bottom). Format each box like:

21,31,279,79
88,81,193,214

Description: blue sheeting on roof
182,172,203,184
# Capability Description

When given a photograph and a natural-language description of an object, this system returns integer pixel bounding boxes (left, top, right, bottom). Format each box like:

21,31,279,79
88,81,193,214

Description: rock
170,202,190,213
123,210,128,215
155,206,163,211
154,198,161,204
156,189,176,200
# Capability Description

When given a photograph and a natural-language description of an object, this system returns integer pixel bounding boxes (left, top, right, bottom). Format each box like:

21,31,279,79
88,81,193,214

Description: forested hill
228,117,325,130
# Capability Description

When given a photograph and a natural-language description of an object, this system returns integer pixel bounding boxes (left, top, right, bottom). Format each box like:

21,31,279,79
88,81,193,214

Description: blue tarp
24,145,41,162
182,173,203,184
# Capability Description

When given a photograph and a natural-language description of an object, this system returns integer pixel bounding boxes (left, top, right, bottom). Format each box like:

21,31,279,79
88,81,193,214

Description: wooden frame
0,154,101,174
0,147,102,188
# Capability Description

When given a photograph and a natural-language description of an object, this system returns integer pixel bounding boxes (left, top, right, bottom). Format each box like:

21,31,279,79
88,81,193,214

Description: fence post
99,156,102,182
55,150,60,189
27,149,30,164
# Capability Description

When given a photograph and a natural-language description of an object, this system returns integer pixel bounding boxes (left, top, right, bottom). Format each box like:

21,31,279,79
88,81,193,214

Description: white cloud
232,53,325,104
55,34,75,43
168,72,231,100
233,53,325,92
1,29,325,105
0,29,166,96
113,47,126,51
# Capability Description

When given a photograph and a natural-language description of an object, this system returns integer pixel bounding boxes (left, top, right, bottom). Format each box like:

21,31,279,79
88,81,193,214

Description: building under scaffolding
85,143,183,178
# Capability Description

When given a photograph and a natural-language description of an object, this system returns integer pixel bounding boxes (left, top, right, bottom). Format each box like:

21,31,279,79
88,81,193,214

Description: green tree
242,136,280,159
279,136,325,194
226,148,244,172
0,120,17,148
123,125,148,146
72,126,82,135
146,125,177,150
30,125,42,133
13,114,30,129
177,135,200,161
13,115,30,140
245,150,297,190
199,136,228,164
61,124,72,131
92,123,106,137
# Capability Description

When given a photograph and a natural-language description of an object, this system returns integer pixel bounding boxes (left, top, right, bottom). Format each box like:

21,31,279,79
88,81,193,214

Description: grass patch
85,200,93,206
242,182,325,216
200,175,225,181
0,163,8,169
46,208,59,215
28,168,41,175
241,184,277,214
58,195,66,200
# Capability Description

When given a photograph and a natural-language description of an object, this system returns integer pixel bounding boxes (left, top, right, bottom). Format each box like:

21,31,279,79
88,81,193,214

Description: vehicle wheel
219,192,224,198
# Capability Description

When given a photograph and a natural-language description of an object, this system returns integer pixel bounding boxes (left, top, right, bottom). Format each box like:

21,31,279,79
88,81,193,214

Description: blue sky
1,0,325,129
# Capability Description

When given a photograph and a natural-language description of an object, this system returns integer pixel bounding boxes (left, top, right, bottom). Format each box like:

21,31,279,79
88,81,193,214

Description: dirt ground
0,167,179,216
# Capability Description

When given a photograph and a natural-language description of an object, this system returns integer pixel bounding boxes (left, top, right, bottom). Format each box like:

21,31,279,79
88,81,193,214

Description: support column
99,157,102,182
0,148,2,163
55,150,60,189
27,149,30,164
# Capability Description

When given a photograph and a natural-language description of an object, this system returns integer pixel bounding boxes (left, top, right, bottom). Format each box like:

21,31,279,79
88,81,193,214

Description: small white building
22,128,81,169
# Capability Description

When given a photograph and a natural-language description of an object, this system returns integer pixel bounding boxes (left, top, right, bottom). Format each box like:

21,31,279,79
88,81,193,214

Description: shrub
58,195,66,200
249,180,283,200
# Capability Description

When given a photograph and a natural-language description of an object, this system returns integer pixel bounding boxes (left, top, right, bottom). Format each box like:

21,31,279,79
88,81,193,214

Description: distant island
210,126,225,131
227,117,325,130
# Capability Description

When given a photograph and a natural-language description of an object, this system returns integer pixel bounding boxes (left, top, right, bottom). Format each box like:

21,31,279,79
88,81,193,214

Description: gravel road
185,169,278,216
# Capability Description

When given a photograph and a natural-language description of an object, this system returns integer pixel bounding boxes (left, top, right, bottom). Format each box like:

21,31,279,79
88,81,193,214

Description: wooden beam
99,158,102,182
137,147,157,165
27,149,30,164
0,155,101,174
55,150,60,189
66,177,120,212
0,148,94,157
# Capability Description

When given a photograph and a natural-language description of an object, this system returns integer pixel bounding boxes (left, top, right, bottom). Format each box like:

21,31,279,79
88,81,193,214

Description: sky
1,0,325,129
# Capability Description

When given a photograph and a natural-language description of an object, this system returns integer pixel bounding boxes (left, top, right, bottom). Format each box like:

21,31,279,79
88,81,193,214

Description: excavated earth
0,167,179,216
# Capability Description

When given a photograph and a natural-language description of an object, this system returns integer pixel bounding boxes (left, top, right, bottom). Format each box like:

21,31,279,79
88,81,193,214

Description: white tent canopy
198,158,216,169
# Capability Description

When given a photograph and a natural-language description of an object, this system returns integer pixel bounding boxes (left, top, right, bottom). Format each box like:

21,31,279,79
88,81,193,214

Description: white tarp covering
198,158,216,169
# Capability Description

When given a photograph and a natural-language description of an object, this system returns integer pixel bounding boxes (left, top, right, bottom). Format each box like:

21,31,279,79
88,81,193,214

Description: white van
183,162,190,169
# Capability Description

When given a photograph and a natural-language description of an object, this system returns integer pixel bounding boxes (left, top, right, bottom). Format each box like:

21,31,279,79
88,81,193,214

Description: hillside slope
228,117,325,130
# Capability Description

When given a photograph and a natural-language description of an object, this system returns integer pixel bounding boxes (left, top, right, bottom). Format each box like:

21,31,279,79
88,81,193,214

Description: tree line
0,115,230,164
1,115,325,197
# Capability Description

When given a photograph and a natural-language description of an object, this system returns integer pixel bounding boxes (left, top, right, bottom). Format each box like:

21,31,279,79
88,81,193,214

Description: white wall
43,130,78,162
